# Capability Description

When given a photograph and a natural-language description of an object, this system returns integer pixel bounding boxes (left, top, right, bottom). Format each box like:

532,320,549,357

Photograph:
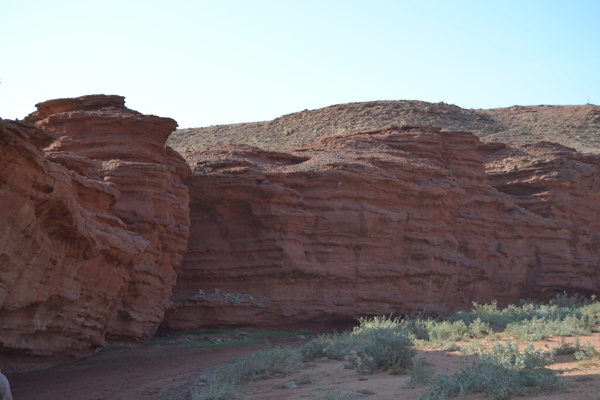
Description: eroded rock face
0,95,190,369
482,141,600,296
30,95,191,342
163,126,600,331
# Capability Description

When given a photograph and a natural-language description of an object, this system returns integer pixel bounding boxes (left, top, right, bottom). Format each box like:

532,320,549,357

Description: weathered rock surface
0,95,190,369
163,126,600,331
482,141,600,296
3,95,598,366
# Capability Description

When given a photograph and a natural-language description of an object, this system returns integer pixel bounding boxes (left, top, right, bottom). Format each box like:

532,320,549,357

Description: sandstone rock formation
163,126,600,331
0,96,189,369
2,95,598,368
482,141,600,295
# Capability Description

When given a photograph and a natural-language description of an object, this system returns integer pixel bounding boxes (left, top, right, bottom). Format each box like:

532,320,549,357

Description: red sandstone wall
0,95,190,369
2,97,598,367
163,126,600,331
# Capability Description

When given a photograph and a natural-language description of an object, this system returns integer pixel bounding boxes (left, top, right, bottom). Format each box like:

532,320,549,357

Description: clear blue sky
1,0,598,128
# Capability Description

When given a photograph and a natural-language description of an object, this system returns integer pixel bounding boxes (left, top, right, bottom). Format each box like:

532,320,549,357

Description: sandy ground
7,333,600,400
7,337,297,400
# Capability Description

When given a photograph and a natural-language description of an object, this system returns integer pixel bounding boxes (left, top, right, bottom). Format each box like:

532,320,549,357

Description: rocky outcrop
28,95,192,342
0,96,190,369
163,126,600,331
3,95,598,366
482,141,600,296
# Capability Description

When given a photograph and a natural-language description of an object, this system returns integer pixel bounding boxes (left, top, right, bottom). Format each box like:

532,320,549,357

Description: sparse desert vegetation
168,101,600,154
186,293,600,400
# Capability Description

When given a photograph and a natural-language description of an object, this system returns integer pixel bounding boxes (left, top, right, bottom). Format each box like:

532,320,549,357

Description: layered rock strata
0,96,189,369
482,141,600,295
163,126,600,331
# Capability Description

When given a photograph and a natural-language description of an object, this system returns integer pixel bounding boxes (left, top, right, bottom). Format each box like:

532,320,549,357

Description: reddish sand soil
242,335,600,400
7,337,301,400
7,333,600,400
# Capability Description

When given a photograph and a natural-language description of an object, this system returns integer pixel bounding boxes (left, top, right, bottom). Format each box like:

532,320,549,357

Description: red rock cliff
482,141,600,296
0,95,190,369
163,126,599,331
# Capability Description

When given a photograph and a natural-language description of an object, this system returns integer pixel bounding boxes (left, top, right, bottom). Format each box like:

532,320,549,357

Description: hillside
167,101,600,154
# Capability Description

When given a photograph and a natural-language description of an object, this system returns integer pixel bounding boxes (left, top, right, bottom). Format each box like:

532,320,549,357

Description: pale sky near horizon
1,0,599,128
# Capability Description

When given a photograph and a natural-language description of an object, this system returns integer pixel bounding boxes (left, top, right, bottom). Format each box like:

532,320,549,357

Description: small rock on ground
284,381,298,389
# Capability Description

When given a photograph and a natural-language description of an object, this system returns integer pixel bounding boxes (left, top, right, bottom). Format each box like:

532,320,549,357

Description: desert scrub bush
351,315,404,336
420,340,561,400
428,320,470,344
398,315,431,340
549,292,594,307
407,358,435,387
459,340,485,356
544,314,596,336
439,341,461,352
506,314,596,341
450,294,600,332
192,345,302,399
348,316,417,374
301,332,352,361
427,318,491,343
468,318,494,338
309,385,354,400
551,337,581,356
505,317,551,341
221,345,302,382
575,342,600,360
190,375,240,400
450,301,517,328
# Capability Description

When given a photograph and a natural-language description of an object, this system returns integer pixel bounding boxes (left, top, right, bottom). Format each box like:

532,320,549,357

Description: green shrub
545,314,596,336
420,340,562,400
575,342,600,360
352,315,404,335
468,318,493,338
428,320,470,344
505,317,550,341
190,375,239,400
407,358,435,387
222,345,302,382
459,340,485,356
191,345,302,399
451,294,600,332
439,341,460,352
348,316,417,374
398,315,431,340
549,292,590,307
551,337,581,355
459,301,518,328
480,340,552,371
301,333,351,361
506,314,596,341
580,297,600,327
309,386,354,400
